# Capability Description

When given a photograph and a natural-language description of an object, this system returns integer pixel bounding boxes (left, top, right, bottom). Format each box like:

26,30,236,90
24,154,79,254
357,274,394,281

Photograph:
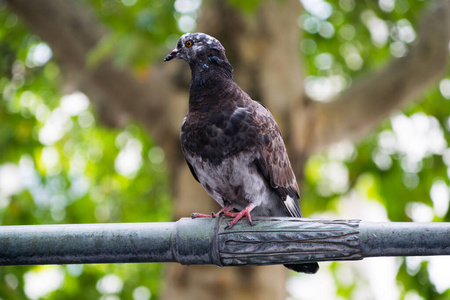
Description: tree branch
295,0,450,154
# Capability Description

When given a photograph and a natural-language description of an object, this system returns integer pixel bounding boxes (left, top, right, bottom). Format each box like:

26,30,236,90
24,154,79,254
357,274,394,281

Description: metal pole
0,217,449,266
360,221,450,257
0,222,177,265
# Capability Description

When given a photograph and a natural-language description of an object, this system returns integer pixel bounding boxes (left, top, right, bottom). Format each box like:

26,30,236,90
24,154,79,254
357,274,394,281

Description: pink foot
212,205,234,217
191,205,234,219
224,203,256,229
191,212,214,218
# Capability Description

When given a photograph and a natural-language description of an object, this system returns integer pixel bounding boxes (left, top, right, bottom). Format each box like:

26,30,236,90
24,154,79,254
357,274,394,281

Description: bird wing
252,102,302,218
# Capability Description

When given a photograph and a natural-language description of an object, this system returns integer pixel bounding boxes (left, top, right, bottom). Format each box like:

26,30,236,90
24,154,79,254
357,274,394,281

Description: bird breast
184,150,270,210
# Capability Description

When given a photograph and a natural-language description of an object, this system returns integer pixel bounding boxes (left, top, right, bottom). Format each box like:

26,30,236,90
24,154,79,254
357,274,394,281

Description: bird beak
164,49,178,62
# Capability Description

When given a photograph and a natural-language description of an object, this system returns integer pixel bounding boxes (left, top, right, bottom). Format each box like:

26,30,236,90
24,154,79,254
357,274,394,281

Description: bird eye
185,40,193,48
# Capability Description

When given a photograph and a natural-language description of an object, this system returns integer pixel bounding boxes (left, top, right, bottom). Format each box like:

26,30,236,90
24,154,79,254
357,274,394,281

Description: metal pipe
0,222,176,265
360,221,450,257
0,217,449,266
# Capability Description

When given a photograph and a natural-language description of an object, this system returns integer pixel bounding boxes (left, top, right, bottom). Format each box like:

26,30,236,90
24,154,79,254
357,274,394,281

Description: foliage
299,0,450,299
0,2,174,298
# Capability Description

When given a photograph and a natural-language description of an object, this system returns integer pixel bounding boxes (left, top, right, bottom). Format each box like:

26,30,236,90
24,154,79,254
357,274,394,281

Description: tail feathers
283,195,302,218
284,262,319,274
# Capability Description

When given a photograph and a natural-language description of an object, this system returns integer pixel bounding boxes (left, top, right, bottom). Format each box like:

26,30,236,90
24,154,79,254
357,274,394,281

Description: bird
164,32,319,274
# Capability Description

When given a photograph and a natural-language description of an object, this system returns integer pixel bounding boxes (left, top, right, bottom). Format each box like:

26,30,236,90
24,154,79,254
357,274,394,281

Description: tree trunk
163,1,303,299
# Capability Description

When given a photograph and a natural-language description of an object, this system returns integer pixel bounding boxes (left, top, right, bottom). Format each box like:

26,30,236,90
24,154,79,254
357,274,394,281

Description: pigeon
164,33,319,274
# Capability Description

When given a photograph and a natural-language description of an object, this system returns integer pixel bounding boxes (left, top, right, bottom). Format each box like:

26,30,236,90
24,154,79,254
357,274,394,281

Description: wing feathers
253,102,302,217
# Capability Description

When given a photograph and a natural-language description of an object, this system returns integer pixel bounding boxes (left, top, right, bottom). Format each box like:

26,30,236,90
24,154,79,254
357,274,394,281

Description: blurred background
1,0,450,299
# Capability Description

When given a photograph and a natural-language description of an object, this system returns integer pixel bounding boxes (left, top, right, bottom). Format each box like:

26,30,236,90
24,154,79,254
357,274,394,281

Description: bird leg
191,205,234,219
224,203,256,229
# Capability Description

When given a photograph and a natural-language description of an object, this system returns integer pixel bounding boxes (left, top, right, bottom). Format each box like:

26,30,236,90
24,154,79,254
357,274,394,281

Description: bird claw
191,204,256,229
223,203,256,229
192,205,234,219
191,213,213,219
212,211,226,218
224,219,252,229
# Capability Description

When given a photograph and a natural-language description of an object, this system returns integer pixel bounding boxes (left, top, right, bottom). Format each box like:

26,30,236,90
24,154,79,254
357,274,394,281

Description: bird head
164,33,225,64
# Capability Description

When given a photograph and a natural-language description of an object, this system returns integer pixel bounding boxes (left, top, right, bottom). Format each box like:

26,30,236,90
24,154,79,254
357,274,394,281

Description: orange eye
185,40,193,48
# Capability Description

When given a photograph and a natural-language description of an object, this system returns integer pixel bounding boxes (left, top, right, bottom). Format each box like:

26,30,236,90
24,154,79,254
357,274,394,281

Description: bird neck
188,55,238,112
189,54,233,81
